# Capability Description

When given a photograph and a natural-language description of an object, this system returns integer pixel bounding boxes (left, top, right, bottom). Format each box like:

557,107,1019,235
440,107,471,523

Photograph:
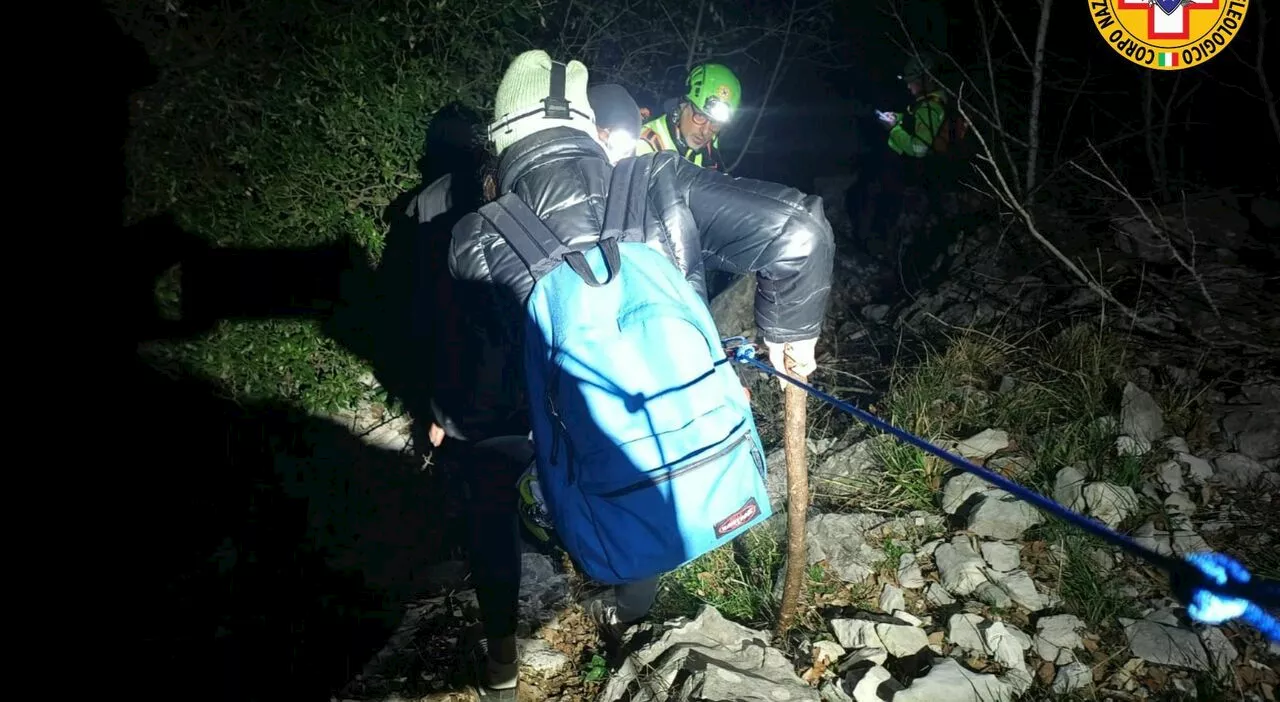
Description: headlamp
605,129,638,162
704,98,732,124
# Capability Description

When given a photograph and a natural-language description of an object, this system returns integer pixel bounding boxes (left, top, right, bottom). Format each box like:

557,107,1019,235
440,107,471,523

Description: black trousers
451,440,525,641
453,438,661,641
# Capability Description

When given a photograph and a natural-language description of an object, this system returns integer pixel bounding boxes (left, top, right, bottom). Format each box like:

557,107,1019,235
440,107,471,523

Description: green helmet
685,63,741,123
900,53,937,83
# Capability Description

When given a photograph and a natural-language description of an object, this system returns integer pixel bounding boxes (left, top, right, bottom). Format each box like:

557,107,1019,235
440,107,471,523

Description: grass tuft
653,527,782,627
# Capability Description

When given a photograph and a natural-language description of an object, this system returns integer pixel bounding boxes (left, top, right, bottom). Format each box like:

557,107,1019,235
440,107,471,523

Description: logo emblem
1089,0,1250,70
713,497,760,538
715,84,733,101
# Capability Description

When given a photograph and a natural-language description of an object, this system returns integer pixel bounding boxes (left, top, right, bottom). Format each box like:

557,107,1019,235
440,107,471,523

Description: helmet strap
668,103,690,151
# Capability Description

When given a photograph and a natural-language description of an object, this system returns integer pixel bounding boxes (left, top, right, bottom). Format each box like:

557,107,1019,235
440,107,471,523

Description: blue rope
725,338,1280,641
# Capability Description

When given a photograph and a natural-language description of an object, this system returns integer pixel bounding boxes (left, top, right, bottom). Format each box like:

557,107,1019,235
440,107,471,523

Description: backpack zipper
596,431,751,499
545,363,576,480
547,393,575,466
547,393,562,465
750,439,766,481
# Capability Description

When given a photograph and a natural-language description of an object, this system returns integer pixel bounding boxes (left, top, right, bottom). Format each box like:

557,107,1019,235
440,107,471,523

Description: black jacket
443,127,834,441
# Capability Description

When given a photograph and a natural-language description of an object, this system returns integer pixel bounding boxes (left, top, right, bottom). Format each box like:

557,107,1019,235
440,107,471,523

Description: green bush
115,0,535,412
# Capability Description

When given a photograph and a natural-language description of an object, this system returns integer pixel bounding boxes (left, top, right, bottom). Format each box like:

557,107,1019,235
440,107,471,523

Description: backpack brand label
713,497,760,538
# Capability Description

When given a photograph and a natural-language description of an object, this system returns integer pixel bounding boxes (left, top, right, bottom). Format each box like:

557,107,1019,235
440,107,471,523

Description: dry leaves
1036,660,1055,686
541,604,600,658
801,657,828,686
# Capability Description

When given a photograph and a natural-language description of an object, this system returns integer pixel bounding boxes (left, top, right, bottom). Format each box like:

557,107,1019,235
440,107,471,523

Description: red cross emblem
1116,0,1220,40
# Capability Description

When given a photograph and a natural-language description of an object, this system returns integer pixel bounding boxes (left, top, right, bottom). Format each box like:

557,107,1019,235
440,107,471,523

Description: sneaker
461,626,519,700
586,596,653,662
585,595,628,654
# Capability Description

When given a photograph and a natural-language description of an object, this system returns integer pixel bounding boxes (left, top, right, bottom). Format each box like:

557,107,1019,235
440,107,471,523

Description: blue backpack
477,155,772,585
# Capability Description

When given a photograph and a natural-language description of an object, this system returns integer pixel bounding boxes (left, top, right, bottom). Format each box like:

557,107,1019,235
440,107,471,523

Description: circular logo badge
1089,0,1250,71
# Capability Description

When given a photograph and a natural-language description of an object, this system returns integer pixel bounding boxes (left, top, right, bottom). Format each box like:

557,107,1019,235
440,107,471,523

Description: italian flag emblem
1158,52,1179,67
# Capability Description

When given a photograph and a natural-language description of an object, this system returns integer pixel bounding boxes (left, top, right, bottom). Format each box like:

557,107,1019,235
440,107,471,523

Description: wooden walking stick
775,356,809,637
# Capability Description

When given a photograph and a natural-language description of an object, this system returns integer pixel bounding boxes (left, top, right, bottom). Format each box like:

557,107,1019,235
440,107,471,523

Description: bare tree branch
1024,0,1054,199
1070,143,1220,318
969,0,1023,189
1143,72,1158,196
959,92,1167,337
558,0,835,111
1156,71,1183,198
655,0,690,64
728,0,796,172
991,0,1033,66
1254,1,1280,147
887,1,1031,159
706,25,789,59
559,0,576,39
1050,57,1092,169
973,1,1006,143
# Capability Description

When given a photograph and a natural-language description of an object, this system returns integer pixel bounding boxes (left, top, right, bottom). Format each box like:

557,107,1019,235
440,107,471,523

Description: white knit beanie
488,50,596,156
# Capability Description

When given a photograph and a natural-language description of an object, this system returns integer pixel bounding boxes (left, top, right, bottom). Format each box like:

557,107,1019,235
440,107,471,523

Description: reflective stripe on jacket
635,114,725,172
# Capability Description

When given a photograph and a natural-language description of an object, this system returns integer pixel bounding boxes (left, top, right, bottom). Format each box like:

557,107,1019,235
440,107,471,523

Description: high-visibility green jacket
888,90,946,158
635,113,728,173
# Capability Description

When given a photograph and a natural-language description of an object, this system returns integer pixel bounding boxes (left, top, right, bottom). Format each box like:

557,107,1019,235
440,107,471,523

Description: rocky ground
328,186,1280,701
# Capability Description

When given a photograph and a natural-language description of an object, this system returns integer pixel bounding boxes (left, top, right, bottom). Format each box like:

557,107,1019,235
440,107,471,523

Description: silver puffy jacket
441,127,834,441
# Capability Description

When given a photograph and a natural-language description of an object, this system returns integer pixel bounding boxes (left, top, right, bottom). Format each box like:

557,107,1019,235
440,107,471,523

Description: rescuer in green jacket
634,63,740,173
879,54,948,158
853,53,960,258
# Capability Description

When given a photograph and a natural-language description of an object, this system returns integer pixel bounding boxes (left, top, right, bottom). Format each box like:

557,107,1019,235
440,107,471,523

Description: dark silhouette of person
356,103,492,454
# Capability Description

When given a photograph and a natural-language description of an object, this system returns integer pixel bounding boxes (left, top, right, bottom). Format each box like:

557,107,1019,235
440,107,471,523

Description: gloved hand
765,338,818,390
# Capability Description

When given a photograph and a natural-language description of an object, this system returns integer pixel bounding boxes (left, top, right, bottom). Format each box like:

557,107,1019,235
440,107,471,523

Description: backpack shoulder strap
480,194,563,281
602,156,651,244
481,193,619,288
